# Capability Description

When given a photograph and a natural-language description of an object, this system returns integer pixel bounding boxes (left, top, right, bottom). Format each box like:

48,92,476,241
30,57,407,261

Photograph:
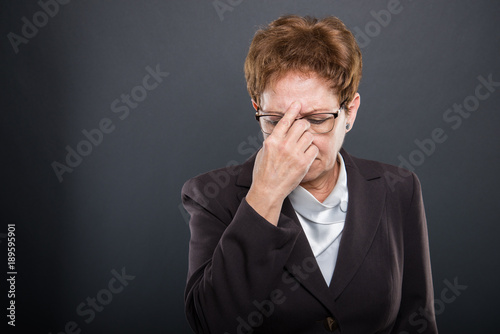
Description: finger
296,130,314,153
304,144,319,163
254,147,263,163
286,118,310,144
272,101,301,136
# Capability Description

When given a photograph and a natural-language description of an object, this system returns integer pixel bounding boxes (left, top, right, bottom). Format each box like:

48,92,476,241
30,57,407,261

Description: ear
251,100,259,111
345,93,360,133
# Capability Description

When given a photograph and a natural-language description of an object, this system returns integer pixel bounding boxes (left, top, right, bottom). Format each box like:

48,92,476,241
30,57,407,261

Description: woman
182,15,438,333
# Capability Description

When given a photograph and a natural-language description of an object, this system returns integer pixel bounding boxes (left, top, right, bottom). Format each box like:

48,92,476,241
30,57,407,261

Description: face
255,71,359,186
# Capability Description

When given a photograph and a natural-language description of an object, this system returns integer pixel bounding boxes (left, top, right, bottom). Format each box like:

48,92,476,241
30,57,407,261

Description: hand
246,101,319,225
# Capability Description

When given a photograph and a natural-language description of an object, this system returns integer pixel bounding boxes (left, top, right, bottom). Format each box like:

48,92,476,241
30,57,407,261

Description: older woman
182,15,437,333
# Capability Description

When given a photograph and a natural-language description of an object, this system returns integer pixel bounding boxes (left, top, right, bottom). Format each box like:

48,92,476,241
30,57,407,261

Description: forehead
260,71,338,110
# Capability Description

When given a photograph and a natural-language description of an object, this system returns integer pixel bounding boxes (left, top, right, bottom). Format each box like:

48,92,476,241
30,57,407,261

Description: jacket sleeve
182,176,301,334
392,173,438,333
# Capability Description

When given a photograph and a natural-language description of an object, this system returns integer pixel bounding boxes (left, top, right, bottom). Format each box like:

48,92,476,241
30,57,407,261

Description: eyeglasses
255,103,346,135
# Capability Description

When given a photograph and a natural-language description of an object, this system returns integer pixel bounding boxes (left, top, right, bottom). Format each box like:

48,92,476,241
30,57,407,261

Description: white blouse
288,153,348,286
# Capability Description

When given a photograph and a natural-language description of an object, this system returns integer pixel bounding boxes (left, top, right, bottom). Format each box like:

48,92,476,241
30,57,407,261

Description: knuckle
263,138,274,149
278,142,287,152
280,119,290,127
269,138,286,151
297,119,308,129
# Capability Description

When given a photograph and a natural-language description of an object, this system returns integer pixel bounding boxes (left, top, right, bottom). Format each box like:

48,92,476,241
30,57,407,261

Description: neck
300,159,340,203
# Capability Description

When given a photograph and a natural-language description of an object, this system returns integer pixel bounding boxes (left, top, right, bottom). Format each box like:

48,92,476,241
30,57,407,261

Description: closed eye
307,118,328,125
305,115,333,124
262,115,282,126
265,119,280,126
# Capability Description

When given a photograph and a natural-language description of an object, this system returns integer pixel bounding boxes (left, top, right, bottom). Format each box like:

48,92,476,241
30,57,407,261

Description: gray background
2,0,499,333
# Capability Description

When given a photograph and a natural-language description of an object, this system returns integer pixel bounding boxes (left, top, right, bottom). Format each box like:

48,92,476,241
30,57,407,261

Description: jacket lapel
281,197,336,310
328,148,386,299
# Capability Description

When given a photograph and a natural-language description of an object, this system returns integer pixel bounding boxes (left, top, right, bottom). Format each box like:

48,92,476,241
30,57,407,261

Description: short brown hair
244,15,362,108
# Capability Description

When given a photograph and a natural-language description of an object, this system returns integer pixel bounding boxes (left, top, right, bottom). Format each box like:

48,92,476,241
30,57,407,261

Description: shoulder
342,149,421,204
345,151,408,177
344,151,425,228
182,164,243,200
181,156,254,222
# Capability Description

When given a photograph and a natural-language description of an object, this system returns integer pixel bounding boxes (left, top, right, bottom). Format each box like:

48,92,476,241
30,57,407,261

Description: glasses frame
255,100,348,135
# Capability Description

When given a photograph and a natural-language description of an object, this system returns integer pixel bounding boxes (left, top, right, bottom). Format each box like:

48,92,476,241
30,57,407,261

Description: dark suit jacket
182,148,438,334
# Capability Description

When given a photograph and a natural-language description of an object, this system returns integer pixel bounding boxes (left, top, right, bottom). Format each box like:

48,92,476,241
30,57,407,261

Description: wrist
246,186,284,226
